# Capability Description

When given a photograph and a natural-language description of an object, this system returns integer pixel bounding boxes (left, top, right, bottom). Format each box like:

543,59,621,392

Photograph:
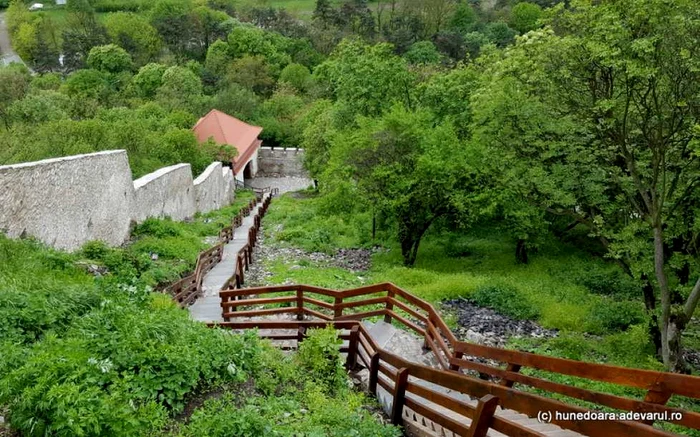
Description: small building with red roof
192,109,263,182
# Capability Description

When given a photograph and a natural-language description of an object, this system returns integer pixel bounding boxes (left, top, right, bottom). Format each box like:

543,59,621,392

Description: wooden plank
223,307,296,318
385,310,427,337
404,396,471,436
424,330,449,369
454,341,700,399
426,318,452,362
335,309,387,321
337,283,389,298
303,296,335,310
406,381,477,420
220,285,299,298
304,307,333,321
389,297,428,324
337,296,388,310
222,296,297,309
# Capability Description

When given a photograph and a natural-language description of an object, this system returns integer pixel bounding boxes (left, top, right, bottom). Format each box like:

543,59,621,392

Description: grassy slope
261,193,700,434
0,190,397,436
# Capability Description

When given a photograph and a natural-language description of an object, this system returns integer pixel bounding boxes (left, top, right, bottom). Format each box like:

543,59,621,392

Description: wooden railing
165,191,272,307
214,283,700,437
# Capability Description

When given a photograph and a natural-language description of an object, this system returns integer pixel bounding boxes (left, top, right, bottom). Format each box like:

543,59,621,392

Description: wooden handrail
164,191,275,307
217,283,700,436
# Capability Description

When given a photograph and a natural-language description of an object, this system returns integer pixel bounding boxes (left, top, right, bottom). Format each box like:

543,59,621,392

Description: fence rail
164,189,274,306
214,284,700,437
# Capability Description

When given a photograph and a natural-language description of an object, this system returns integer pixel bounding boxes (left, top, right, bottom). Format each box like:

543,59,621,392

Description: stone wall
133,164,197,223
0,150,135,251
194,162,228,214
0,151,236,251
257,147,307,177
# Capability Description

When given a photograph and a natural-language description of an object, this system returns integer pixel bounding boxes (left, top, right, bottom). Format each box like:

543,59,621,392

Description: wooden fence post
390,368,409,425
296,289,304,320
345,325,359,370
384,289,395,324
449,351,464,372
334,297,343,318
467,395,499,437
369,353,380,395
499,364,521,388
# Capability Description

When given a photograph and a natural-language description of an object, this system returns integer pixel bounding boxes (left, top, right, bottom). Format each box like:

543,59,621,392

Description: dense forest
2,0,700,434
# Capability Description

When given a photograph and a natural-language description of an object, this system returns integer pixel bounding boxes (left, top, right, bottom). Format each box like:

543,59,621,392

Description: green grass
260,193,659,369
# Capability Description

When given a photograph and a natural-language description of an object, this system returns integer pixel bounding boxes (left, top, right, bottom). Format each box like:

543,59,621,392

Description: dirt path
0,11,25,67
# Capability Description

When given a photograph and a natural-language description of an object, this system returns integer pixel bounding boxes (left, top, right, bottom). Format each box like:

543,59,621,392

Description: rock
75,261,108,277
443,299,557,348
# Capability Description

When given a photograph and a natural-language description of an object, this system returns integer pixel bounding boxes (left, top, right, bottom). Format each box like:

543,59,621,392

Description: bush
578,269,639,298
443,237,472,258
295,327,347,393
587,299,646,333
471,283,540,320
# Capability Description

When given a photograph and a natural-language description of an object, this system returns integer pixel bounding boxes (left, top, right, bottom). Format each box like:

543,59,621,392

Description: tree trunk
515,238,528,264
653,225,687,372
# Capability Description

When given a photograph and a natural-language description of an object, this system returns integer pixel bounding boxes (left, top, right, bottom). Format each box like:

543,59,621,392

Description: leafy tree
255,87,307,148
0,65,31,128
149,0,193,58
9,91,71,124
5,0,30,36
484,21,516,47
62,69,110,101
62,0,109,71
226,55,276,97
313,0,337,26
87,44,134,73
472,0,700,372
463,31,489,59
329,107,479,265
212,84,260,120
314,40,414,118
226,26,291,68
509,2,542,34
204,39,232,78
432,31,467,61
130,63,167,98
449,1,478,34
157,65,204,111
104,12,163,66
278,63,311,92
418,65,478,137
403,41,441,65
190,6,231,60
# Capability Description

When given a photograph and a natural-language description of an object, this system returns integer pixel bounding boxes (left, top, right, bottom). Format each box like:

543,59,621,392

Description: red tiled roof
192,109,263,174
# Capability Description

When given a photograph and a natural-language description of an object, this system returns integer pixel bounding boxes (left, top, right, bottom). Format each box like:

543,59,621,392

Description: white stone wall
133,164,197,223
0,150,135,251
257,147,307,177
194,162,227,214
0,152,237,251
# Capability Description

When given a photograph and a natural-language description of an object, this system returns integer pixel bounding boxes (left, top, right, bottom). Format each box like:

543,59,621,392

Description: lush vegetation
0,193,398,436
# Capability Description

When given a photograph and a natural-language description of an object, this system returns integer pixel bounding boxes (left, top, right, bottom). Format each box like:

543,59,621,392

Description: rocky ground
442,299,558,348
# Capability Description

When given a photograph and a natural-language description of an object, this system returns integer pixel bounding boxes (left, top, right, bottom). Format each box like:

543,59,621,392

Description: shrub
578,269,638,298
81,240,111,260
295,327,347,393
471,283,540,320
587,300,646,333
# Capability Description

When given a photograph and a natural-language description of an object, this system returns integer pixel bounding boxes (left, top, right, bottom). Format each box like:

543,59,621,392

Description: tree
0,65,31,129
131,63,167,98
449,1,478,34
87,44,133,73
279,63,311,92
157,65,204,111
326,106,479,266
190,6,231,60
149,0,193,58
484,21,516,47
212,84,260,120
226,55,276,96
226,26,291,68
314,39,414,117
62,0,109,71
509,2,542,34
9,91,71,124
104,12,163,66
472,0,700,372
403,41,441,65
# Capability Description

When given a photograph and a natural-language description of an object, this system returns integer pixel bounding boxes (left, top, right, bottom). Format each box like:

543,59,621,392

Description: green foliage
509,2,542,34
131,62,167,98
587,300,646,333
471,283,540,320
104,12,163,65
403,40,441,65
279,62,311,92
484,21,517,47
295,327,347,393
87,44,134,73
